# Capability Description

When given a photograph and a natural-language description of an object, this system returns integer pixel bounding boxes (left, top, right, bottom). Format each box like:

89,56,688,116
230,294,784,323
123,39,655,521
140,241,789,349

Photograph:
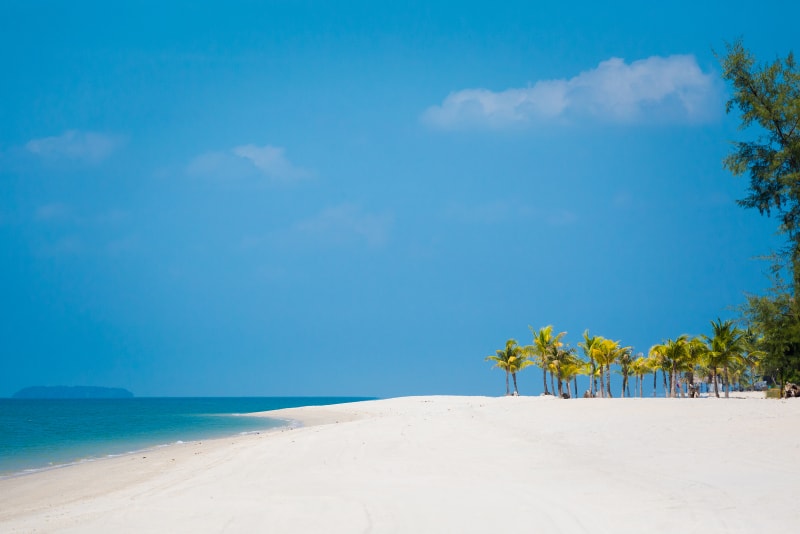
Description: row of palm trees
486,320,761,398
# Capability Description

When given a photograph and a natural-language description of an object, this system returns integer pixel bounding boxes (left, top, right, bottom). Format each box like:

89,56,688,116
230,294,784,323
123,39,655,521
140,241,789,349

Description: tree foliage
485,339,532,395
527,325,566,396
704,319,746,398
721,40,800,391
742,289,800,389
720,40,800,285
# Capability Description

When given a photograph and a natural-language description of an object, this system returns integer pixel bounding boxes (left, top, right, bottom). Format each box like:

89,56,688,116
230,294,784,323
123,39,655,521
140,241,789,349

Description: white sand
1,395,799,533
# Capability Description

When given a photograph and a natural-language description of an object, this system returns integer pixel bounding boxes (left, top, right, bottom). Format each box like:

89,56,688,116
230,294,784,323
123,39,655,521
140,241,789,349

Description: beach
1,394,799,533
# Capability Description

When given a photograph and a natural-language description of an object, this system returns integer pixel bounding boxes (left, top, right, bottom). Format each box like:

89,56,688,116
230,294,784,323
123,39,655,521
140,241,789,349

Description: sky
1,1,797,398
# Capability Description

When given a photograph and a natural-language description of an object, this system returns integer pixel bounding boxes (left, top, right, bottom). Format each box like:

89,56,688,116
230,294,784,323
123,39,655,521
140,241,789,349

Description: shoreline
2,395,799,532
0,418,294,482
0,397,371,480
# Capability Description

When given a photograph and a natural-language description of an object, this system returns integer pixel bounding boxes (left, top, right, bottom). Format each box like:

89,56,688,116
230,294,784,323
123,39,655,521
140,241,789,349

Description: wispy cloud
444,200,577,227
244,204,392,250
423,55,720,129
444,200,535,224
32,204,129,225
25,130,124,163
188,144,312,182
38,236,83,257
106,234,142,255
35,202,72,221
293,204,392,246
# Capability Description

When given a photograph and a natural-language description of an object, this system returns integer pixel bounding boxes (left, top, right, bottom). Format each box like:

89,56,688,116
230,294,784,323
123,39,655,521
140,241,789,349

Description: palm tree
630,354,649,397
578,330,602,397
528,325,566,396
649,343,669,397
486,339,532,395
683,336,707,397
617,348,634,397
651,336,691,397
645,353,660,397
704,319,746,398
560,356,584,398
593,338,623,398
551,344,579,397
574,358,596,397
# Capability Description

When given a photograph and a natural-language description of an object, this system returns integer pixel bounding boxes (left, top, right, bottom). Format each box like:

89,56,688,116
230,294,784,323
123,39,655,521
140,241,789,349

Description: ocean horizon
0,397,373,478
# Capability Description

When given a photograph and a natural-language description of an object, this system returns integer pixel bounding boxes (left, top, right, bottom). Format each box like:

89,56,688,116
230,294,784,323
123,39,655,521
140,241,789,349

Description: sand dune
2,395,799,533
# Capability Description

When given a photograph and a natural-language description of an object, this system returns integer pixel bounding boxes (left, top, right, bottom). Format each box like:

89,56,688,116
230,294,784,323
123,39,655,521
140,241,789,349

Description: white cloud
38,236,83,257
444,200,577,227
546,209,578,226
292,204,392,247
188,144,311,182
35,202,72,221
444,200,535,224
106,235,141,255
232,145,310,181
33,204,128,225
260,204,392,248
423,55,720,129
25,130,124,163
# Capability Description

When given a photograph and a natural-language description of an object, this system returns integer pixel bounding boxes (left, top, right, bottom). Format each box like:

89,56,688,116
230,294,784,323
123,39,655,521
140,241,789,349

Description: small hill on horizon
12,386,134,399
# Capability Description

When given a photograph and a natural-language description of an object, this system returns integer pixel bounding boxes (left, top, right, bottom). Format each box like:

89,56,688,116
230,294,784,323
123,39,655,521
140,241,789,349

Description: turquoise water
0,397,371,477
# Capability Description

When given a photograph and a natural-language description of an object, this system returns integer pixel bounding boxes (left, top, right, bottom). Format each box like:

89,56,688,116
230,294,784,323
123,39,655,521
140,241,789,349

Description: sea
0,397,372,478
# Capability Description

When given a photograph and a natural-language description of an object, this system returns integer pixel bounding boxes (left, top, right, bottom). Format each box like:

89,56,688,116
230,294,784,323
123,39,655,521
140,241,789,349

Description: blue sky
1,1,797,397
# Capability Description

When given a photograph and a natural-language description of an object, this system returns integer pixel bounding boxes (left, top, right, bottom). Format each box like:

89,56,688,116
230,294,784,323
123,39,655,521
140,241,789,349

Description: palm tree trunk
712,369,719,398
505,370,510,395
670,365,676,398
542,367,549,395
512,372,519,395
573,376,578,398
724,365,730,398
550,372,556,397
606,365,612,398
652,371,657,397
591,359,597,396
599,367,605,398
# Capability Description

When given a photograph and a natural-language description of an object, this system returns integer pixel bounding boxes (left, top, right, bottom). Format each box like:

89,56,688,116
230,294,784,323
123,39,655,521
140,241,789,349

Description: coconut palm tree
486,339,532,395
645,353,660,397
683,336,707,397
630,354,649,397
651,336,691,397
578,330,602,397
574,358,595,397
649,343,670,397
551,344,579,397
593,338,624,398
617,348,635,397
704,319,746,398
528,325,566,396
560,355,584,398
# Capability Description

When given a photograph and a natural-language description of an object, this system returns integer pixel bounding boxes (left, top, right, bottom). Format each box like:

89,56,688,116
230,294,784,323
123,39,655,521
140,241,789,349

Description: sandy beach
1,394,799,533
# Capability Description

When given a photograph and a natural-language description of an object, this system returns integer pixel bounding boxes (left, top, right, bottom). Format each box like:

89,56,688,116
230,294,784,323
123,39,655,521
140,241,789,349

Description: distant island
12,386,134,399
